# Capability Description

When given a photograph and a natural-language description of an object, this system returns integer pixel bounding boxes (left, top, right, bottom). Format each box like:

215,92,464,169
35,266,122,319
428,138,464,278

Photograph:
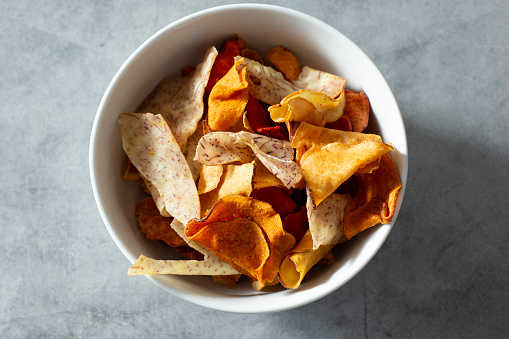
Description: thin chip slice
278,230,335,289
135,197,184,248
128,254,238,276
200,162,256,215
195,131,302,189
269,90,346,126
119,113,200,224
138,47,218,149
343,153,402,239
187,195,296,258
195,132,254,165
292,66,347,99
306,191,351,249
208,58,249,131
344,90,370,132
235,56,301,105
197,165,224,195
292,122,393,206
267,45,301,81
252,158,285,189
182,124,204,182
187,217,272,281
186,195,296,284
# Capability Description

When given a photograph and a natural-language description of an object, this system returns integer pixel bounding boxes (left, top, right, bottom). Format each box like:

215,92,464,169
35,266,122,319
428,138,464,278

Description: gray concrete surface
1,0,508,337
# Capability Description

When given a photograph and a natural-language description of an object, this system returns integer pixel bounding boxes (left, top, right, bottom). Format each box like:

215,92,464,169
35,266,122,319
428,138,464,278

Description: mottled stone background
1,1,508,338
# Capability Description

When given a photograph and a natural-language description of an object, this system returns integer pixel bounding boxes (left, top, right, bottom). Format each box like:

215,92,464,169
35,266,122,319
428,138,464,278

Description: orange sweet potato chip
186,195,296,284
291,122,393,206
199,162,255,215
135,197,203,260
343,153,401,239
208,58,249,131
267,45,301,81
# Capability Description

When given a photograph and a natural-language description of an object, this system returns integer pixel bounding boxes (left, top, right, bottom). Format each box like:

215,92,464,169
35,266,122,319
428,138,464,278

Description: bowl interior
90,4,407,313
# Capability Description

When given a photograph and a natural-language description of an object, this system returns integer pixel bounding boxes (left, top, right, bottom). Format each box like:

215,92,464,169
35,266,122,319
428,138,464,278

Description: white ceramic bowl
90,4,408,313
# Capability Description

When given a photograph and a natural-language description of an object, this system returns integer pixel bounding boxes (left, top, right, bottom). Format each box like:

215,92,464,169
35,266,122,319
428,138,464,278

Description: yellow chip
291,122,393,206
269,90,346,126
208,58,249,131
199,162,256,215
197,165,223,195
278,230,334,289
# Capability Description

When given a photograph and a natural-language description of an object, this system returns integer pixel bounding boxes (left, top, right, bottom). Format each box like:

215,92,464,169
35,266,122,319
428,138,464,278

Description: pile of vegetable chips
120,36,401,290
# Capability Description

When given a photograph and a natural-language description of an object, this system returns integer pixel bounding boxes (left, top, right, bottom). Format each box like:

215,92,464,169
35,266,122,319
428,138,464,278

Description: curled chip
344,90,370,132
269,90,346,126
292,66,347,99
195,131,302,189
306,192,350,249
344,153,401,239
206,39,241,93
291,122,393,207
118,113,200,225
199,162,256,215
278,230,334,289
208,58,249,131
267,45,301,81
186,195,296,284
235,56,301,105
251,187,297,221
138,47,217,149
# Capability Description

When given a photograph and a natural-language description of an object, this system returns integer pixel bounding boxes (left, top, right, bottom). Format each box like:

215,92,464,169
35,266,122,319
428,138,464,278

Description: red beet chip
251,187,297,221
205,39,241,93
282,206,309,244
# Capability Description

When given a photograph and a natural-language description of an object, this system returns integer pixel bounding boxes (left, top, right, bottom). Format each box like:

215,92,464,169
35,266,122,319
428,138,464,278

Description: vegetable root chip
291,122,393,207
293,66,347,99
208,58,249,131
278,230,334,289
343,153,402,239
118,113,200,225
186,195,296,284
135,197,203,260
199,162,256,215
269,90,346,127
306,192,350,249
128,254,238,276
344,90,370,132
267,45,301,81
138,47,218,149
195,131,302,189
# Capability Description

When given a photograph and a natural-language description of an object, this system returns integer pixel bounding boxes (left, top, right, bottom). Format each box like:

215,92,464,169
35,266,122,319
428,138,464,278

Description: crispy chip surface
119,113,200,224
267,46,301,81
269,90,346,126
208,58,249,131
278,230,334,289
128,254,238,276
197,165,223,195
306,192,350,249
292,66,347,99
138,47,217,149
199,162,255,215
343,153,401,239
292,122,393,206
186,195,295,284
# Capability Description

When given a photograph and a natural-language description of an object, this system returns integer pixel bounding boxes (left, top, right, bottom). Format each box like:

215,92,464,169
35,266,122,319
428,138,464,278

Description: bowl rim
89,3,408,313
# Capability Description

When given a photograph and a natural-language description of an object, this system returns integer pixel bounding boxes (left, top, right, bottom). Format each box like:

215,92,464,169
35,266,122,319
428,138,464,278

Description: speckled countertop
1,1,508,337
